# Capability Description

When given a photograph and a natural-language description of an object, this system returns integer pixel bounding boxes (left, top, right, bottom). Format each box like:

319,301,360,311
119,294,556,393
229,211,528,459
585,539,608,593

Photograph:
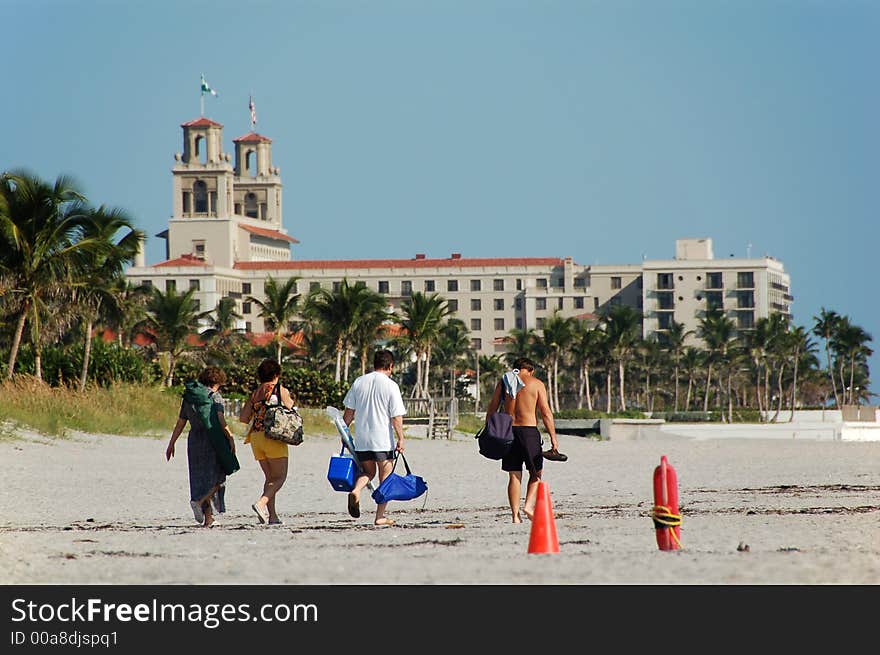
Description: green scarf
183,381,240,476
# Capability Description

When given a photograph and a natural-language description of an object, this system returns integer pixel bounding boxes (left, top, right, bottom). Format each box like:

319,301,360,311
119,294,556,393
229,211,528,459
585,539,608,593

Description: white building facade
125,118,793,354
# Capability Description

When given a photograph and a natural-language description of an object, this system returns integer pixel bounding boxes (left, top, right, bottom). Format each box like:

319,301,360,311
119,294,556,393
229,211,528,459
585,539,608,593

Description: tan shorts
246,430,289,461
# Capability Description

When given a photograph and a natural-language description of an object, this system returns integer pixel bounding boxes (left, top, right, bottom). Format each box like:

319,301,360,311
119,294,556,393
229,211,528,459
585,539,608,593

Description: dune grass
0,378,181,438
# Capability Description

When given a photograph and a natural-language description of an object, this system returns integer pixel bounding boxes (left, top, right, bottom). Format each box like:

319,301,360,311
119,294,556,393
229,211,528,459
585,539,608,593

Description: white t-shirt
343,371,407,452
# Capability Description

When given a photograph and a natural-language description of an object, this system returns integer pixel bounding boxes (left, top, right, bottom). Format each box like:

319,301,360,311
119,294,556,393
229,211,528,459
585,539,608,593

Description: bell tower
165,117,237,267
233,131,283,227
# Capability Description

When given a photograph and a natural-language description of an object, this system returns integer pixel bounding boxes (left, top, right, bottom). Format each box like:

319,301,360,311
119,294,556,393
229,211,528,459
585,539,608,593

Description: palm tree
246,275,300,365
663,319,693,412
787,325,816,421
503,327,538,367
104,278,151,347
812,308,842,408
74,206,143,391
345,285,389,378
601,304,642,411
697,309,737,414
200,296,245,353
535,312,576,412
571,321,604,411
140,286,205,386
679,347,703,412
397,292,452,398
832,318,873,405
432,318,470,398
305,279,385,382
0,171,102,379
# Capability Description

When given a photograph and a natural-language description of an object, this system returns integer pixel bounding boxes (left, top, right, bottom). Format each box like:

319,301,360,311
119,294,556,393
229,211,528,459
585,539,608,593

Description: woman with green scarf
166,366,239,528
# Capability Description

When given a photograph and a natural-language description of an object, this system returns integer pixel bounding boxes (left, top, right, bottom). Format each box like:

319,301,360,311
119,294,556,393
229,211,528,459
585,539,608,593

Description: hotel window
141,279,152,288
471,299,481,311
657,292,674,310
516,318,523,329
516,279,523,291
165,280,176,293
594,298,599,310
242,283,252,294
657,273,674,290
574,297,584,309
611,276,622,290
448,299,458,312
706,291,723,310
557,298,564,310
737,271,754,289
242,302,251,315
494,318,505,331
737,312,755,329
189,279,200,290
245,321,252,332
536,318,545,329
424,280,435,292
470,279,481,292
447,279,458,292
536,298,547,310
737,290,754,308
657,312,673,330
471,318,482,330
707,272,723,289
310,281,321,292
193,241,206,258
493,279,504,291
574,277,586,288
401,280,413,296
494,298,504,311
536,278,548,289
378,281,389,294
333,281,341,293
471,338,482,350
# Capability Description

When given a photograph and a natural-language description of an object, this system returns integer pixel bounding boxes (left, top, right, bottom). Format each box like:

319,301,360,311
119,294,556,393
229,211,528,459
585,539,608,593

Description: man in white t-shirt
342,349,406,526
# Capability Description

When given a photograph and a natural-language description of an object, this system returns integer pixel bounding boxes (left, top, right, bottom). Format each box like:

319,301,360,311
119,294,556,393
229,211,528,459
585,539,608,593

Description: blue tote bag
371,453,428,504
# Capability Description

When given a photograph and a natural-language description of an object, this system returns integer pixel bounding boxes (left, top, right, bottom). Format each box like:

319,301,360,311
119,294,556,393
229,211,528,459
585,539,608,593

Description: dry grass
0,377,181,438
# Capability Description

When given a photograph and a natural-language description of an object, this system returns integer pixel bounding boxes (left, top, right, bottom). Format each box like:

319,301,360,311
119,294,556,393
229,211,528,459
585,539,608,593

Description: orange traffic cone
527,481,560,554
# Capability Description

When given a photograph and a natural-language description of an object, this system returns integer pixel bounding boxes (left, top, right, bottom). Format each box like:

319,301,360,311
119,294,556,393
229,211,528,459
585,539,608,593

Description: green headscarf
183,381,240,476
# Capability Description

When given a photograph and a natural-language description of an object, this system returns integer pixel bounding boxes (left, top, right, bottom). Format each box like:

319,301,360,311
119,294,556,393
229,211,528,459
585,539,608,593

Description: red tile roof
155,254,210,267
233,131,272,143
181,117,223,128
234,256,565,271
239,224,299,243
247,331,305,350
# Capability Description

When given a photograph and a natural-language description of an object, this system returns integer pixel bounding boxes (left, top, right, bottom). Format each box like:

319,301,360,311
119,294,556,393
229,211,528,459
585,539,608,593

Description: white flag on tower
249,95,257,127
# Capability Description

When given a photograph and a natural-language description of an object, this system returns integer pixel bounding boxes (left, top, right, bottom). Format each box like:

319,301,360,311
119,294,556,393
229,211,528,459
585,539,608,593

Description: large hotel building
125,116,793,355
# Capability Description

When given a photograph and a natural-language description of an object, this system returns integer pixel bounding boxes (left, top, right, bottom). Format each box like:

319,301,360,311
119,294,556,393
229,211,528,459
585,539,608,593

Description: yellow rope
652,504,683,548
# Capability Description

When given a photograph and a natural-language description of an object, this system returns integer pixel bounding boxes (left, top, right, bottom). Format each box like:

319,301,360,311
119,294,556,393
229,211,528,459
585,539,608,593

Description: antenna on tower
747,242,753,258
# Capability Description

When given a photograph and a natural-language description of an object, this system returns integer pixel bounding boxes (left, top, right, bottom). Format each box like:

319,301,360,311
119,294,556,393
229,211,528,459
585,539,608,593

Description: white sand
1,425,878,584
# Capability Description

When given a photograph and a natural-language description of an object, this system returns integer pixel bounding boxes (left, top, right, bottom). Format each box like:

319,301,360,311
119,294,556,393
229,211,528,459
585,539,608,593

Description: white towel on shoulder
502,369,525,398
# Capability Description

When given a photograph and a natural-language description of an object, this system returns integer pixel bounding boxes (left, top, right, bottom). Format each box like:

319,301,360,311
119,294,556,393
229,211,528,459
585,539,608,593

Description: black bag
475,387,514,460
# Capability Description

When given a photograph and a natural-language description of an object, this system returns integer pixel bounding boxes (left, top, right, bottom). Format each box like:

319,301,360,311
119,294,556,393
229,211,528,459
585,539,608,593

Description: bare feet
512,513,522,524
374,517,395,526
523,506,534,521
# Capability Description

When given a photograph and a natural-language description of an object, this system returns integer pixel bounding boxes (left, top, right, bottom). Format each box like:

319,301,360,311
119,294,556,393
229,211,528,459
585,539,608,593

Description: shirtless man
485,357,559,523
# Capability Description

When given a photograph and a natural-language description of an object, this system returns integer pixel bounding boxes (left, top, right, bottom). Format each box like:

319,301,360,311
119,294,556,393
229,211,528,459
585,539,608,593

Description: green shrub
554,408,647,419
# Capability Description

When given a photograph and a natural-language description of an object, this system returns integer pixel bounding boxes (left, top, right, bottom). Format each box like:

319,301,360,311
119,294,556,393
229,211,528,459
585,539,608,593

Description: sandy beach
1,425,878,585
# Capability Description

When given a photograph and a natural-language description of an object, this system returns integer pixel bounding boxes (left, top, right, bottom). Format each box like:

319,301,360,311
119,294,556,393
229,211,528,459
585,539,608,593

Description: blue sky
4,0,879,389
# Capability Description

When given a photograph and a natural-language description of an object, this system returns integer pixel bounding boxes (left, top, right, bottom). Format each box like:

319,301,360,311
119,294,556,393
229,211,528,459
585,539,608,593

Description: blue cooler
327,447,356,492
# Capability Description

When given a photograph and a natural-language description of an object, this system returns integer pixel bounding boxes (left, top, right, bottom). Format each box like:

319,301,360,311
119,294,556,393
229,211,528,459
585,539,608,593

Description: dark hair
257,358,282,383
373,349,394,371
513,357,535,372
198,366,227,387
